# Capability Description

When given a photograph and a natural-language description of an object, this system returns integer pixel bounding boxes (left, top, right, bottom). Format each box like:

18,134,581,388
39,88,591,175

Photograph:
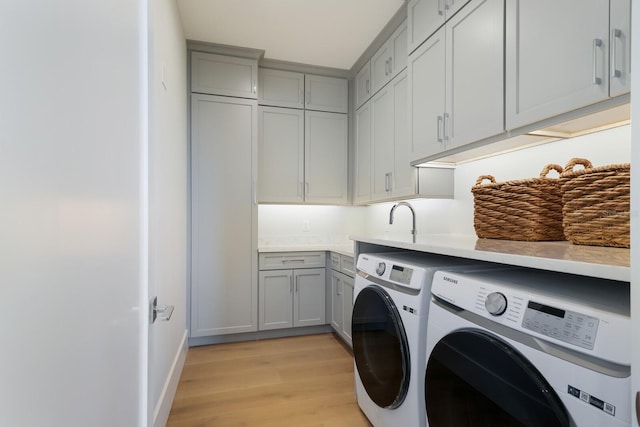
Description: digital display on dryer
527,301,565,318
523,300,599,350
390,265,413,285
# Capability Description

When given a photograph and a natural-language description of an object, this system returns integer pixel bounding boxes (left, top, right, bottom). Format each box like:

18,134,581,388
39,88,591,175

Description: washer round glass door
352,284,410,409
425,330,570,426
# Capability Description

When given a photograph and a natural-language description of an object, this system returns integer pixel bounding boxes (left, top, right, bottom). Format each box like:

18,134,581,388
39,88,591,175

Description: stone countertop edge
349,234,630,283
257,244,355,257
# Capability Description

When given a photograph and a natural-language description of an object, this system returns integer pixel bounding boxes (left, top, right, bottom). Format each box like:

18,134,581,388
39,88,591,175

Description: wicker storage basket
560,158,630,248
472,164,565,241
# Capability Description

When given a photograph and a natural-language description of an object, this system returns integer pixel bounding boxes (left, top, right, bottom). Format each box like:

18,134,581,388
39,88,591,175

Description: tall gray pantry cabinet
190,52,259,339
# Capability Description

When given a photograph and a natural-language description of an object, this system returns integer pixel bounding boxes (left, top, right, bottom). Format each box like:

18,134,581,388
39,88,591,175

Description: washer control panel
522,301,599,350
357,254,424,290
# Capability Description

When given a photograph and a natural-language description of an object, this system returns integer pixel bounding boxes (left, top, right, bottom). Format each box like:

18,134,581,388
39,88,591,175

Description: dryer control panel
522,301,599,350
431,268,630,365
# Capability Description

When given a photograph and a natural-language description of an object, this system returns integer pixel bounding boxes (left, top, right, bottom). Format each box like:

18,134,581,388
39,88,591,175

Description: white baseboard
153,329,188,427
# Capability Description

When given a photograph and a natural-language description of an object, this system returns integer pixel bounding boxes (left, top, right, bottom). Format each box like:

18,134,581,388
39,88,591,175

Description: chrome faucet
389,201,417,240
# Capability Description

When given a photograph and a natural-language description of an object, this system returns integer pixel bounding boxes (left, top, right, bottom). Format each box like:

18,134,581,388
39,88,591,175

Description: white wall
148,0,188,426
1,1,148,426
363,125,631,236
258,205,367,246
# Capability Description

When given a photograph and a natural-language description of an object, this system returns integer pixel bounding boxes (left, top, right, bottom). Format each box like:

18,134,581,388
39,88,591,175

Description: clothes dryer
425,268,630,426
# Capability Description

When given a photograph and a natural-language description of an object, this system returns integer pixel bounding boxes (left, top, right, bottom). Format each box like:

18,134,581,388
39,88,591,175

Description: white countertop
350,234,630,282
258,243,355,257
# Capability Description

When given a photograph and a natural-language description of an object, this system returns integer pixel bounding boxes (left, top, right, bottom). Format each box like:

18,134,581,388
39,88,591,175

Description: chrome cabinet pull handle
438,0,444,15
437,115,443,143
443,113,450,142
611,29,622,78
593,38,603,85
366,79,370,94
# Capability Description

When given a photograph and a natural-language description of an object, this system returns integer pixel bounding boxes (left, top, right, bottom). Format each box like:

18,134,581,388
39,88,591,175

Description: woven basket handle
539,164,563,178
563,158,593,173
475,175,496,186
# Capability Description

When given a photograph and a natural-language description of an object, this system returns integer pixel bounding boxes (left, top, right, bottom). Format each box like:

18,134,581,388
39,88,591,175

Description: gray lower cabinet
329,253,354,347
190,93,258,337
258,252,326,331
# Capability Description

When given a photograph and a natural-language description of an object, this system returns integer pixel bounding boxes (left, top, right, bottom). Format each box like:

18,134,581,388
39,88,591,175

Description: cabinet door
407,0,445,54
341,275,354,346
389,20,408,78
609,0,631,97
371,40,393,96
304,111,348,204
305,75,348,113
258,68,304,108
258,107,304,203
390,70,416,198
505,0,609,130
446,0,504,150
259,270,294,330
355,61,372,110
373,20,409,98
191,52,257,99
371,79,395,201
330,271,343,332
354,102,372,204
294,268,326,327
190,94,257,337
409,27,446,162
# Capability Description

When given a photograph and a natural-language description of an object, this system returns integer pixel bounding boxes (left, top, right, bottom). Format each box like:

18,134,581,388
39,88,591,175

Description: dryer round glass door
425,330,570,426
352,285,410,409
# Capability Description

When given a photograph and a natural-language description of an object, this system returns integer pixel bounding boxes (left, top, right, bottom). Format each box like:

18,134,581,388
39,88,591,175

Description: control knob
485,292,507,316
375,262,386,276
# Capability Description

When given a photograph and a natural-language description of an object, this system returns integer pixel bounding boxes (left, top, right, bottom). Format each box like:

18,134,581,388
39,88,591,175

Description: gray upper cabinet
610,0,631,98
371,20,408,96
354,102,372,204
191,52,258,99
371,70,416,201
258,106,305,203
304,110,348,204
407,0,470,54
305,74,349,113
409,27,446,160
505,0,629,131
258,68,305,108
355,60,372,110
410,0,503,161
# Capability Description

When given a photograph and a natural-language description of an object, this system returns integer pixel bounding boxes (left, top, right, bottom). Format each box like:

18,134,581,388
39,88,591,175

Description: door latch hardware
150,296,174,324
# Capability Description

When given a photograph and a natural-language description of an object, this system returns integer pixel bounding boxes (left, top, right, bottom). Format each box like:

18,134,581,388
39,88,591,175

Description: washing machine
352,252,500,427
425,268,631,427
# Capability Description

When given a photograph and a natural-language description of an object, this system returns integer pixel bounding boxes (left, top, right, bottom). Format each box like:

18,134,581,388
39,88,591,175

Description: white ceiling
176,0,406,70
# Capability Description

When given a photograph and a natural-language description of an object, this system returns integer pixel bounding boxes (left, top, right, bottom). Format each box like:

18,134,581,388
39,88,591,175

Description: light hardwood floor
167,333,372,427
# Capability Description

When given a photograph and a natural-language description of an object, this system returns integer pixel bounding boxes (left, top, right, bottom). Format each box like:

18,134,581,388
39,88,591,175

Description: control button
485,292,507,316
375,262,386,276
